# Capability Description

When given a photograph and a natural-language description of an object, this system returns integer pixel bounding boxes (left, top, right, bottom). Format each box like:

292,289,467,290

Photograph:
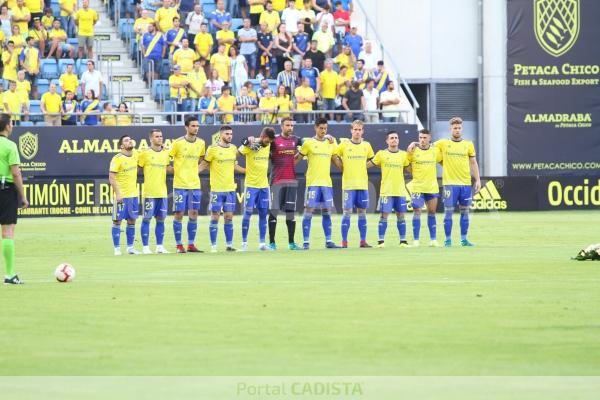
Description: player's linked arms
407,142,418,153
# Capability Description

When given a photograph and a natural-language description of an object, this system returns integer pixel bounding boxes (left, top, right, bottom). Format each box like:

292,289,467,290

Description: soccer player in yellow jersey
138,129,171,255
333,120,374,248
432,117,481,246
295,117,341,249
170,116,206,253
200,125,244,252
109,135,140,256
239,127,275,251
407,129,442,247
368,131,410,247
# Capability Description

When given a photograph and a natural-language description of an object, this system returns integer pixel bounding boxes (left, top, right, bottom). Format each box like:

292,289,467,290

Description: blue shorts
410,192,440,209
143,197,168,219
245,187,271,210
113,197,139,221
443,185,473,208
173,189,202,212
343,189,369,210
379,196,407,214
211,191,237,213
305,186,334,209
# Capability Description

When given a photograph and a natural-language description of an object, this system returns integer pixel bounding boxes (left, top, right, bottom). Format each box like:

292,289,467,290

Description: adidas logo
472,181,508,210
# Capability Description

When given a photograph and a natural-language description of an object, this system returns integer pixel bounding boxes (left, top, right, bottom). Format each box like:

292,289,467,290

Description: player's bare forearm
332,156,343,171
294,153,304,165
470,157,481,192
10,165,28,208
198,160,209,173
235,165,246,174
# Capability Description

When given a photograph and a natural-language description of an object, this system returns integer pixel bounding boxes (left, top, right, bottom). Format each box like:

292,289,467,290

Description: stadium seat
152,80,170,101
58,59,76,74
50,79,62,95
40,59,59,80
19,121,34,126
101,83,109,101
231,18,243,30
28,100,43,123
67,38,78,47
75,58,90,77
36,79,50,95
119,18,134,40
267,79,278,93
130,40,138,60
203,2,217,15
50,3,60,15
159,60,172,80
163,100,177,112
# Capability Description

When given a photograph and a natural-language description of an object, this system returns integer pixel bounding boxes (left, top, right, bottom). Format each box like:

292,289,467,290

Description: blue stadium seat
152,80,170,101
119,18,134,40
75,58,90,77
203,3,217,18
40,59,59,79
163,100,177,112
130,40,138,59
159,60,171,80
50,79,61,95
231,18,243,30
67,38,78,47
50,3,60,15
37,79,50,95
101,83,109,101
267,79,278,93
28,100,43,123
58,59,76,74
19,121,35,126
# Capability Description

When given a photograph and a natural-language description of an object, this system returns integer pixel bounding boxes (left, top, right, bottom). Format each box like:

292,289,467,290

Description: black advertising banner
11,124,416,177
507,0,600,176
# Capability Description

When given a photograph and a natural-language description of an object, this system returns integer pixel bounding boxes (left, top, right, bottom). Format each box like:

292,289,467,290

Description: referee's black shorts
271,183,298,213
0,184,18,225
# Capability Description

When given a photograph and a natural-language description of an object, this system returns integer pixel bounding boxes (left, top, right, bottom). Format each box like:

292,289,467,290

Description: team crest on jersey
534,0,579,57
19,131,38,160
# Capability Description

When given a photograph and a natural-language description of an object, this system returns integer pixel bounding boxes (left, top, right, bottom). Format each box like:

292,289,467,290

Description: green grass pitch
1,211,600,377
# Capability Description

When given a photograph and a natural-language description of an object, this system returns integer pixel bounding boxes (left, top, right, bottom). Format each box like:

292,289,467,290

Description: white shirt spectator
363,87,379,122
380,89,402,119
185,11,205,34
315,12,334,32
281,8,301,34
358,49,377,71
80,69,103,97
237,27,258,55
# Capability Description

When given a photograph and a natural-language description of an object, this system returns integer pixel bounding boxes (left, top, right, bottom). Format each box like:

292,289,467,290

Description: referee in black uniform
0,113,28,285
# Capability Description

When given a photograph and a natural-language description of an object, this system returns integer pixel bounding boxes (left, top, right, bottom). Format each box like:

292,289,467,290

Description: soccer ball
54,263,76,282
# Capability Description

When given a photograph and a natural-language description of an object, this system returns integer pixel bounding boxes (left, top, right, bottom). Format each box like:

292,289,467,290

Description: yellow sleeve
468,142,476,157
367,143,374,159
204,146,214,162
299,139,310,156
372,151,381,166
333,141,343,157
238,145,250,155
199,141,206,158
169,141,178,157
435,147,442,163
109,156,120,173
137,151,146,167
403,154,410,167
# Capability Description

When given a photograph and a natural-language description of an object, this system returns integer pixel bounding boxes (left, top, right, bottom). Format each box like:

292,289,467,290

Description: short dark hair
103,102,111,110
365,78,374,85
377,60,384,66
220,125,233,132
26,36,33,42
117,135,130,148
386,130,399,137
0,113,12,132
184,116,198,126
149,129,162,138
419,129,431,135
262,127,276,140
87,60,95,67
357,59,364,64
280,117,292,125
315,117,328,127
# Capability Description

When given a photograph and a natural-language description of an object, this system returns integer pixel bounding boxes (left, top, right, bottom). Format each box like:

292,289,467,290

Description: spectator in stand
205,69,224,96
332,1,349,52
312,0,331,13
276,59,297,94
256,78,269,99
256,22,274,78
273,23,293,74
185,4,205,51
342,80,363,121
379,81,406,123
353,58,368,88
334,44,355,78
79,89,99,126
117,102,133,126
46,19,73,59
80,60,103,100
358,41,377,73
299,57,319,92
60,90,77,125
217,85,235,123
304,39,325,71
238,18,258,79
312,22,335,57
235,85,257,123
300,0,316,36
258,87,277,124
362,78,379,123
178,0,195,16
2,42,19,83
40,82,61,125
155,0,179,33
373,60,390,93
11,0,31,38
169,64,190,112
339,0,353,13
20,37,40,98
100,102,117,126
172,38,195,74
41,7,53,30
187,59,207,110
166,17,187,56
4,80,28,123
216,20,235,56
134,9,154,45
248,0,265,27
74,0,98,59
244,80,258,99
210,0,232,33
238,0,249,19
9,25,25,52
142,0,162,16
198,86,217,123
28,18,47,56
194,22,213,63
292,21,308,69
59,63,78,98
336,64,351,116
294,76,315,123
315,3,334,34
0,6,12,40
16,70,31,107
281,0,300,36
229,45,248,96
260,1,280,35
319,59,338,121
210,43,231,84
27,0,43,28
344,24,362,58
59,0,76,37
140,22,166,83
275,83,293,121
0,84,5,113
272,0,286,12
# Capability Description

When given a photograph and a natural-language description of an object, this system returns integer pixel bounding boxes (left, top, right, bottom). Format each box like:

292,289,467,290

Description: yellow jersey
170,136,206,189
15,80,31,103
407,145,441,194
372,149,410,197
258,95,277,123
299,137,336,187
334,53,355,78
216,29,235,56
22,47,40,74
275,95,292,118
249,2,264,14
210,53,230,82
335,139,374,190
12,6,30,34
49,28,67,41
239,144,270,189
194,32,214,59
272,0,286,11
59,72,79,94
138,147,170,198
109,152,139,198
320,69,339,99
59,0,76,16
294,86,315,111
1,51,18,81
205,144,238,192
133,16,153,39
434,139,475,186
155,6,179,32
74,8,98,36
25,0,42,13
187,69,207,99
217,95,235,123
40,92,62,113
168,74,188,99
3,90,24,121
259,10,280,34
172,48,195,74
41,15,54,29
101,113,117,126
